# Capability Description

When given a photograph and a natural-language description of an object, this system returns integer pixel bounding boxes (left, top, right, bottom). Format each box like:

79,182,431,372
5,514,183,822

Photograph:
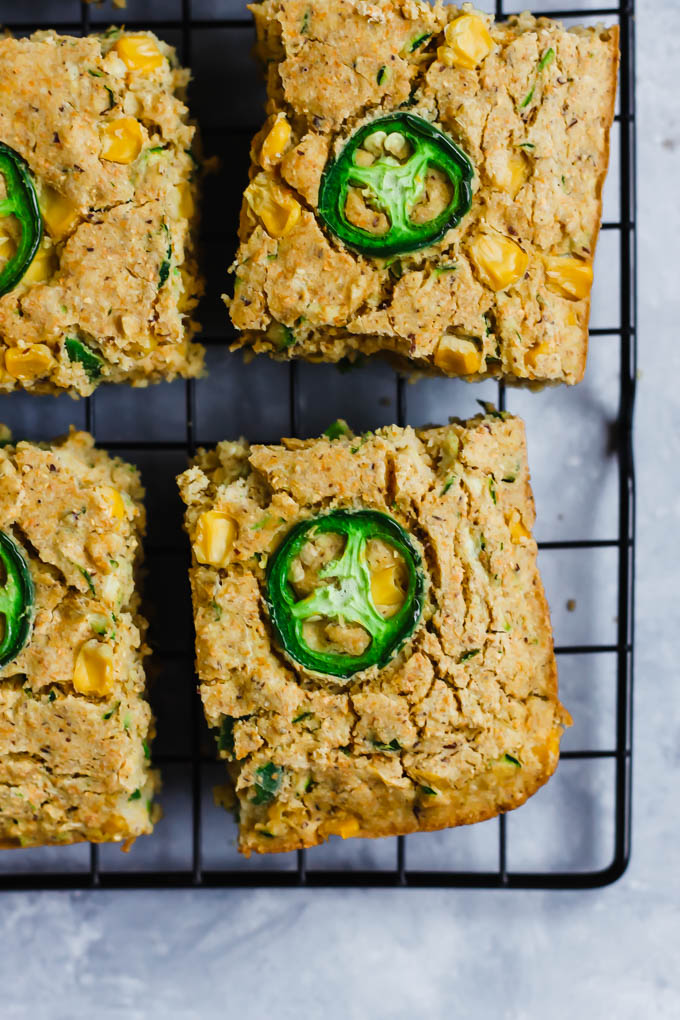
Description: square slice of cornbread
0,427,157,849
227,1,618,386
0,28,203,396
178,414,567,855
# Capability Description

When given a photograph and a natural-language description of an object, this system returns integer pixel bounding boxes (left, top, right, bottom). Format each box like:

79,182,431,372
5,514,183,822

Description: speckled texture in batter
0,428,157,849
227,1,618,386
178,415,568,855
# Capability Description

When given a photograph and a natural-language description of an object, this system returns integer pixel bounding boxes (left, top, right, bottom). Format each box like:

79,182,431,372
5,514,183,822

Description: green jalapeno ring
0,142,43,298
0,531,35,668
318,113,474,258
266,509,424,679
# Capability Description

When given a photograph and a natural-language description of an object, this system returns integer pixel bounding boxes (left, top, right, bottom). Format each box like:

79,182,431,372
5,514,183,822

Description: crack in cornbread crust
227,1,618,385
0,428,158,848
0,30,204,396
178,416,569,855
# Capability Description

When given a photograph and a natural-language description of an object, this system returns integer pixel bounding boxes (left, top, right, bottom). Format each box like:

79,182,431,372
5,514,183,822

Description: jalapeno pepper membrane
318,114,473,257
0,143,43,297
266,510,424,678
0,531,35,667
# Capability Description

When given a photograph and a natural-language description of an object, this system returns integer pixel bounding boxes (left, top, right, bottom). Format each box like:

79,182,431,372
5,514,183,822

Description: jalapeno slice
318,114,473,258
0,143,43,297
266,510,424,678
0,531,34,668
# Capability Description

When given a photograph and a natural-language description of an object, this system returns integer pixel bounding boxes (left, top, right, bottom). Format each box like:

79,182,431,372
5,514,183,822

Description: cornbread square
0,427,157,849
178,414,568,856
228,1,618,386
0,28,203,396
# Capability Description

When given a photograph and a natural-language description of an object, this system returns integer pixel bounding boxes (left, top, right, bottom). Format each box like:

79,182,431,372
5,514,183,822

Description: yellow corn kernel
371,565,403,608
260,115,292,168
442,14,493,70
23,246,57,284
321,815,360,840
73,640,114,697
524,340,550,369
437,45,456,67
244,173,301,238
434,334,482,375
469,232,528,291
492,153,527,197
508,511,531,544
119,314,159,356
100,485,126,521
100,118,144,165
193,510,237,568
40,187,80,241
544,255,593,301
0,234,15,277
535,728,561,767
131,335,159,358
115,34,164,73
178,181,194,219
4,344,55,380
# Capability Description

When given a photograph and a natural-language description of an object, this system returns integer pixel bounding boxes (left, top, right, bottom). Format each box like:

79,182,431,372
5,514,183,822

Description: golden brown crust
572,23,619,384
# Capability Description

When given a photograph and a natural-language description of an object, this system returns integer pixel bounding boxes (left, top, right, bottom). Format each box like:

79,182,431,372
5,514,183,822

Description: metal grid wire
0,0,635,889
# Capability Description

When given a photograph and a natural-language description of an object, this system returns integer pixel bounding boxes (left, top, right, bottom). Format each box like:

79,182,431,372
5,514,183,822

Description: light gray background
0,0,677,1016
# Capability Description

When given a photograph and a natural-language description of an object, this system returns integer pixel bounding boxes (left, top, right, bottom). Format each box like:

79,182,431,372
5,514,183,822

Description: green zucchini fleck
323,419,351,440
372,738,401,752
538,47,555,72
520,48,555,108
409,32,432,52
159,249,172,287
250,514,271,532
252,762,283,805
76,565,96,596
65,337,104,380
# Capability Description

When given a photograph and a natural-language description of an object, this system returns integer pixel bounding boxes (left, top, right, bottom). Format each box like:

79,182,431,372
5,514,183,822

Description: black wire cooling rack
0,0,635,890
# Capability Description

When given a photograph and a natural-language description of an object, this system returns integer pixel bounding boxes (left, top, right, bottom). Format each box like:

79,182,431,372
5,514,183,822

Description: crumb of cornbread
0,427,158,848
178,415,569,855
226,1,618,386
0,28,204,396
